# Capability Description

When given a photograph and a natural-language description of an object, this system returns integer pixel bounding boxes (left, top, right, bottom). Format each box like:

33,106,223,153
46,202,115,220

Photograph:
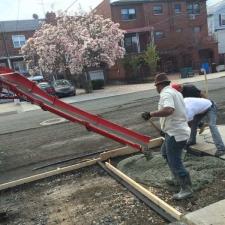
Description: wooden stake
203,70,208,98
105,162,182,221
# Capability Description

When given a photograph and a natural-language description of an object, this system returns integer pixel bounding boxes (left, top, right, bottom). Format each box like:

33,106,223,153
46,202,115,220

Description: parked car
52,79,76,97
37,82,56,96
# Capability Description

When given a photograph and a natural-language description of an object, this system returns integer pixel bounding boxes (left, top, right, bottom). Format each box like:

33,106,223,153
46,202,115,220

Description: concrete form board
183,199,225,225
190,125,225,160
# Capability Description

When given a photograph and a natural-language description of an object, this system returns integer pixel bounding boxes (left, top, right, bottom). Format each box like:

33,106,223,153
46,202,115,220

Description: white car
28,75,44,83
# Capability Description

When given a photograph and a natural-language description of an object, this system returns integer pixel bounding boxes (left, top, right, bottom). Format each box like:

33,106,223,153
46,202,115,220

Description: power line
36,0,46,17
65,0,78,12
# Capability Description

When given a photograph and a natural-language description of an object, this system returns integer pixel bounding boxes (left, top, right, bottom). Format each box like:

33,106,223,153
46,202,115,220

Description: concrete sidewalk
0,71,225,116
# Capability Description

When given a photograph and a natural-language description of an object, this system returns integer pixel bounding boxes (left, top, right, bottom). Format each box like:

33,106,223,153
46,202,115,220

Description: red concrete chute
0,67,151,152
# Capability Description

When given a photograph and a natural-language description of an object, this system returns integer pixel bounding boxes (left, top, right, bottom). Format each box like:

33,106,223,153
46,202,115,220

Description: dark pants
161,134,189,178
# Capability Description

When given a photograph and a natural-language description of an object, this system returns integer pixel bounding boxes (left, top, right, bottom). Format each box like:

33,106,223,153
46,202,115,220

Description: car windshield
54,80,70,86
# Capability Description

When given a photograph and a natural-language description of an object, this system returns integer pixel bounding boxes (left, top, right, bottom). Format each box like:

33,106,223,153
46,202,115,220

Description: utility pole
0,23,12,68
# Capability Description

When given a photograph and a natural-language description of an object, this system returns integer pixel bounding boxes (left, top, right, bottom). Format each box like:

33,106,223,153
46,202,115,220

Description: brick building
0,19,43,75
95,0,219,80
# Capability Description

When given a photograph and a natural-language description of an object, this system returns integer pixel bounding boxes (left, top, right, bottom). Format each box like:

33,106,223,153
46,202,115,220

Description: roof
0,19,44,33
111,0,207,5
111,0,153,5
207,1,225,14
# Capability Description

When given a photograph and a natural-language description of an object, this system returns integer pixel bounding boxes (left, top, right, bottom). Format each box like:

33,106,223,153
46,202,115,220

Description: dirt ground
0,166,166,225
1,154,225,225
1,88,225,224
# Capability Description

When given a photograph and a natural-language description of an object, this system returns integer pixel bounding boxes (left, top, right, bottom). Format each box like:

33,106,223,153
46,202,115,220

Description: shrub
91,79,105,90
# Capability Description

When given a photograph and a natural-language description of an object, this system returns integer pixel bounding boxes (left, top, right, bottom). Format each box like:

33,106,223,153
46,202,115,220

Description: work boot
172,173,193,200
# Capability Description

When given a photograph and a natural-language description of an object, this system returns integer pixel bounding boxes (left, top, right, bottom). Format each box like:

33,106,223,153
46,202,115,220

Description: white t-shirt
159,86,190,141
184,97,212,121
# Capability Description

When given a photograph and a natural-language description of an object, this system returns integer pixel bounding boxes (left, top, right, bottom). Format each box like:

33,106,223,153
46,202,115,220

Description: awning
125,26,154,34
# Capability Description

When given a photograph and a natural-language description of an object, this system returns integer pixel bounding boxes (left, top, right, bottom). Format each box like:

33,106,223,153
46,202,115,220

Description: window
174,4,181,14
193,26,201,33
219,14,225,26
124,33,138,53
121,8,136,20
12,35,26,48
154,31,165,39
153,5,163,15
13,61,28,73
187,3,200,14
176,28,183,33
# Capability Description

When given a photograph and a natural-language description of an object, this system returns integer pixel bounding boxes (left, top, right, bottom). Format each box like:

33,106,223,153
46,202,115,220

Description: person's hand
141,112,151,121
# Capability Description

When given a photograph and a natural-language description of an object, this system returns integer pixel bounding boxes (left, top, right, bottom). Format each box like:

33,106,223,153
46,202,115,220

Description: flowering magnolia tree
21,12,125,86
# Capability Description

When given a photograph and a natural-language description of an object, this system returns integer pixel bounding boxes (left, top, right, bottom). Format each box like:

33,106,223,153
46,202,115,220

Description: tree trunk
83,69,93,93
64,68,73,81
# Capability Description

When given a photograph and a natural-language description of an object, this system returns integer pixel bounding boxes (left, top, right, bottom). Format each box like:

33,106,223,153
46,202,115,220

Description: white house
208,1,225,65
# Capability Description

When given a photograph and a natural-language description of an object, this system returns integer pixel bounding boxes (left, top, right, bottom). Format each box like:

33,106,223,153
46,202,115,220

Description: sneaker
215,150,225,157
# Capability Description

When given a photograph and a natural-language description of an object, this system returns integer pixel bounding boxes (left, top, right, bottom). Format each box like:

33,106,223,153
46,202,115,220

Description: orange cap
171,83,182,92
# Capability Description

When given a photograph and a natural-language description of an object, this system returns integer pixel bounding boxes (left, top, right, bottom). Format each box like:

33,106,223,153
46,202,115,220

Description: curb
0,110,18,116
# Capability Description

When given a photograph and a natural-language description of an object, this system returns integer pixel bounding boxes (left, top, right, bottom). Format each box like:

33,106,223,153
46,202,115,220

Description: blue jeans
189,102,225,151
161,134,189,178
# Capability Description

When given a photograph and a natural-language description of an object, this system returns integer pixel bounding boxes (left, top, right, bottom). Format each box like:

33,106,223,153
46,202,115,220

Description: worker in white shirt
184,97,225,157
141,73,192,200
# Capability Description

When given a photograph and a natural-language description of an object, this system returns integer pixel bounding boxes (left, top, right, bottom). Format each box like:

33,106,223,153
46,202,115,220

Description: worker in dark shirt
171,83,207,98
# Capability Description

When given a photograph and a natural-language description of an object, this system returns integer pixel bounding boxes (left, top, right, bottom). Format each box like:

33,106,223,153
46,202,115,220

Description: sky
0,0,103,21
0,0,223,21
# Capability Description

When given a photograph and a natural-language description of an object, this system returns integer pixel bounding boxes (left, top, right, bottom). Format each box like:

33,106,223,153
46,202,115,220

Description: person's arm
141,93,174,120
150,107,174,118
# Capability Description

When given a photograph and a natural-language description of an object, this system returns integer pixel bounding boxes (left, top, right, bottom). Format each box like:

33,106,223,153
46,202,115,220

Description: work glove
141,112,151,121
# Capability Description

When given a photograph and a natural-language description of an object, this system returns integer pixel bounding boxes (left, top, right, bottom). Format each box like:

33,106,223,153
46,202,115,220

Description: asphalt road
1,77,225,184
0,77,225,135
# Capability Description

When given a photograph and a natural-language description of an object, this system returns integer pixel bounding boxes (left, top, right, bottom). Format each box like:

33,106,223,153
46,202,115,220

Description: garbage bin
180,67,193,78
211,63,217,73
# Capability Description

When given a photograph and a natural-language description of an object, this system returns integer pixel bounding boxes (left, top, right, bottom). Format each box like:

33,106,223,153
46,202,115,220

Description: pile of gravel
117,153,225,191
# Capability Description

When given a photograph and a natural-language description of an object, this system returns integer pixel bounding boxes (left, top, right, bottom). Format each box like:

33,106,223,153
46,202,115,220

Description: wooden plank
189,126,225,160
190,143,216,155
0,158,99,191
190,143,225,160
0,138,164,191
100,137,164,161
148,137,164,148
105,162,182,221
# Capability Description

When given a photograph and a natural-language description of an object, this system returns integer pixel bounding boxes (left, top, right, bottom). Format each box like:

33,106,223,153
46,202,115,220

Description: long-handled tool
149,119,165,140
149,118,161,135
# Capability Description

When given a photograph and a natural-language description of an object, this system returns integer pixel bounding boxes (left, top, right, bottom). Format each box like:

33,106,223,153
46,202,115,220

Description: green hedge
91,79,104,90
